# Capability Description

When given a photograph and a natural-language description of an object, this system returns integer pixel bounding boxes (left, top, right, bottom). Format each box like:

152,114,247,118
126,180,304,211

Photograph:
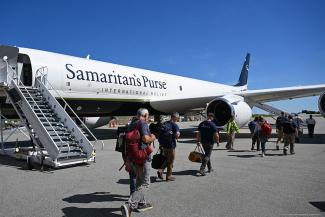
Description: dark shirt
276,116,287,130
198,120,218,144
167,121,180,149
282,120,297,134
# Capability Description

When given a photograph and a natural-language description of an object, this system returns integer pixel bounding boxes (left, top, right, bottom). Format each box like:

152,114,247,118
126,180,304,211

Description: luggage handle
194,144,205,155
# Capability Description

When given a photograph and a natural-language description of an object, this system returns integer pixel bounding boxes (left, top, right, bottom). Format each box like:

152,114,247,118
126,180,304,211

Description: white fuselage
12,47,242,115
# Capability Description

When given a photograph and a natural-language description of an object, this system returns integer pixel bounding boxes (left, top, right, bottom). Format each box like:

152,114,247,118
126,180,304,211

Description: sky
1,0,324,114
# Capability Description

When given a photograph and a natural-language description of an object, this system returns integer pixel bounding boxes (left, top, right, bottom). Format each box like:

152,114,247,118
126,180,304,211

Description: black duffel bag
151,149,167,169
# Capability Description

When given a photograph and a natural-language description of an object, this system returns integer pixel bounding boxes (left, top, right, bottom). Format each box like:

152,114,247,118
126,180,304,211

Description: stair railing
35,66,104,151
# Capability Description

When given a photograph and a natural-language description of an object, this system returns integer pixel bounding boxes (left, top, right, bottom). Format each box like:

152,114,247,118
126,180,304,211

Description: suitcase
188,145,205,163
151,150,167,169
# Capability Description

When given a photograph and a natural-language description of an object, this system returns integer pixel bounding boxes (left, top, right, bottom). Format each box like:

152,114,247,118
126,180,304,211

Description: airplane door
17,53,33,86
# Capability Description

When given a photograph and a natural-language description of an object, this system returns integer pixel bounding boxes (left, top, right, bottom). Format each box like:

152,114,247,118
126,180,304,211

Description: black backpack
282,121,295,134
158,121,174,148
115,126,128,158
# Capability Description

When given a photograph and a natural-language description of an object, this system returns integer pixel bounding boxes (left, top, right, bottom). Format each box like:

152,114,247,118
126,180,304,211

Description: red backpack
126,121,153,166
261,121,272,136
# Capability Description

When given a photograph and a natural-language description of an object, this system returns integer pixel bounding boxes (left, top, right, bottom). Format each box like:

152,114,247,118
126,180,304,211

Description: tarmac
0,115,324,217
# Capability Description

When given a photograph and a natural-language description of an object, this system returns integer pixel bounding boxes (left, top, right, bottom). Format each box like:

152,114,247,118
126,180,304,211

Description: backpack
261,122,272,136
125,121,153,165
282,120,296,134
158,121,174,148
248,121,256,133
115,126,128,158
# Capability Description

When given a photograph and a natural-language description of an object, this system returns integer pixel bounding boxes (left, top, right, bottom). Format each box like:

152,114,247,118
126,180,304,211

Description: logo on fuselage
65,63,167,90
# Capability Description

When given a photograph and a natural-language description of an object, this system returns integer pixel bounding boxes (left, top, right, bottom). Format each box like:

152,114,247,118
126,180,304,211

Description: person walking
248,117,260,151
306,115,316,138
121,108,156,217
293,114,304,142
225,115,239,150
259,116,272,157
275,112,287,150
196,113,220,176
282,115,298,155
157,112,180,181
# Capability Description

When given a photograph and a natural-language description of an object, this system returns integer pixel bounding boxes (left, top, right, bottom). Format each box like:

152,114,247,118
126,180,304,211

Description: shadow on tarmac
310,201,325,212
62,207,121,217
172,169,199,177
62,192,128,203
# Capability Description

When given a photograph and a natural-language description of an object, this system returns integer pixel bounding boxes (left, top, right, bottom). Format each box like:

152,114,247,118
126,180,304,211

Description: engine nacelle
206,95,252,128
318,92,325,117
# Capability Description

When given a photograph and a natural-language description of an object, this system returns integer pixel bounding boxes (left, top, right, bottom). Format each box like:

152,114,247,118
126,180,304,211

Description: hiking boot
157,171,163,180
121,204,131,217
166,176,176,182
199,169,206,176
136,203,153,212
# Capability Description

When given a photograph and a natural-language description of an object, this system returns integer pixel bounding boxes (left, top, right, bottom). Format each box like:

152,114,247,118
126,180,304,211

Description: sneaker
166,176,176,182
199,169,206,176
290,152,295,155
208,168,214,173
262,153,265,157
121,204,131,217
157,171,163,180
136,203,153,212
276,145,279,150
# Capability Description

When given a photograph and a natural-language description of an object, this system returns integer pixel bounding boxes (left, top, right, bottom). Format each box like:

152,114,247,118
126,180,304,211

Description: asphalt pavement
0,116,324,217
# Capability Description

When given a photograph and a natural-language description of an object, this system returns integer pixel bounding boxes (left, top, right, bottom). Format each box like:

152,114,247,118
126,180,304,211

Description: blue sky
1,0,324,113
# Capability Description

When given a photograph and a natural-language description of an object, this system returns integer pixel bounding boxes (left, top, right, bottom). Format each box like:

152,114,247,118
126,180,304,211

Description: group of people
248,112,317,157
120,109,221,217
119,108,317,217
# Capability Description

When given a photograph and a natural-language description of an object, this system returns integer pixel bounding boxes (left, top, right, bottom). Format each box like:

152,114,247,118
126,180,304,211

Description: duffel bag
188,145,205,163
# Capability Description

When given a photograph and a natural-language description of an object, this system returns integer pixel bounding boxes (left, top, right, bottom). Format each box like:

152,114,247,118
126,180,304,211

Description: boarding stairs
1,65,99,168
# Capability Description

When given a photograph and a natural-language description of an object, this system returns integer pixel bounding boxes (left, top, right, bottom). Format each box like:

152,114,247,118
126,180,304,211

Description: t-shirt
164,121,180,149
282,120,297,134
198,120,218,144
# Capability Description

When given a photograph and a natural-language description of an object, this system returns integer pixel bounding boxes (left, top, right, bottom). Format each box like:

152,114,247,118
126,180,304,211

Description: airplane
0,45,325,129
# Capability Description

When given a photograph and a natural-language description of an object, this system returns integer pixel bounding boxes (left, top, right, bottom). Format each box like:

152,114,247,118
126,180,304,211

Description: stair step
57,152,87,159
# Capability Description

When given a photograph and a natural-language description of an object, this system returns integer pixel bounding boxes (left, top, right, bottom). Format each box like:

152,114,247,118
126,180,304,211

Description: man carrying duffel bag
196,113,219,176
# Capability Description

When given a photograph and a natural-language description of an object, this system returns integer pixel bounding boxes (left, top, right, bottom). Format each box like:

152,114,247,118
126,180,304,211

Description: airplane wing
237,84,325,103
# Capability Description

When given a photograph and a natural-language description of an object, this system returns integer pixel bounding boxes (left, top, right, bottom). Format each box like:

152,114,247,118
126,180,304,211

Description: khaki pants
276,129,283,144
161,148,175,178
283,133,295,153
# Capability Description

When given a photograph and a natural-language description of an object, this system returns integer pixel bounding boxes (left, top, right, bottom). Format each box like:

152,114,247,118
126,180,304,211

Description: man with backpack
197,113,219,176
275,112,287,150
282,115,298,155
248,117,261,151
157,112,180,181
121,108,156,217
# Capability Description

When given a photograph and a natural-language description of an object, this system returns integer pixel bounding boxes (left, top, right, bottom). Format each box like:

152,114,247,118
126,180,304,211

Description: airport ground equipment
0,55,102,168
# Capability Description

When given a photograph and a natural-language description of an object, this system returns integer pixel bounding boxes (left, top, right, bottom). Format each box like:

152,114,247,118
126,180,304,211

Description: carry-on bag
188,144,205,163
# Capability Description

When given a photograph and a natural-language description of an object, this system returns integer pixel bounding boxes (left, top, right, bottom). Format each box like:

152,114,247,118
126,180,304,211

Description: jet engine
206,95,252,128
318,92,325,117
